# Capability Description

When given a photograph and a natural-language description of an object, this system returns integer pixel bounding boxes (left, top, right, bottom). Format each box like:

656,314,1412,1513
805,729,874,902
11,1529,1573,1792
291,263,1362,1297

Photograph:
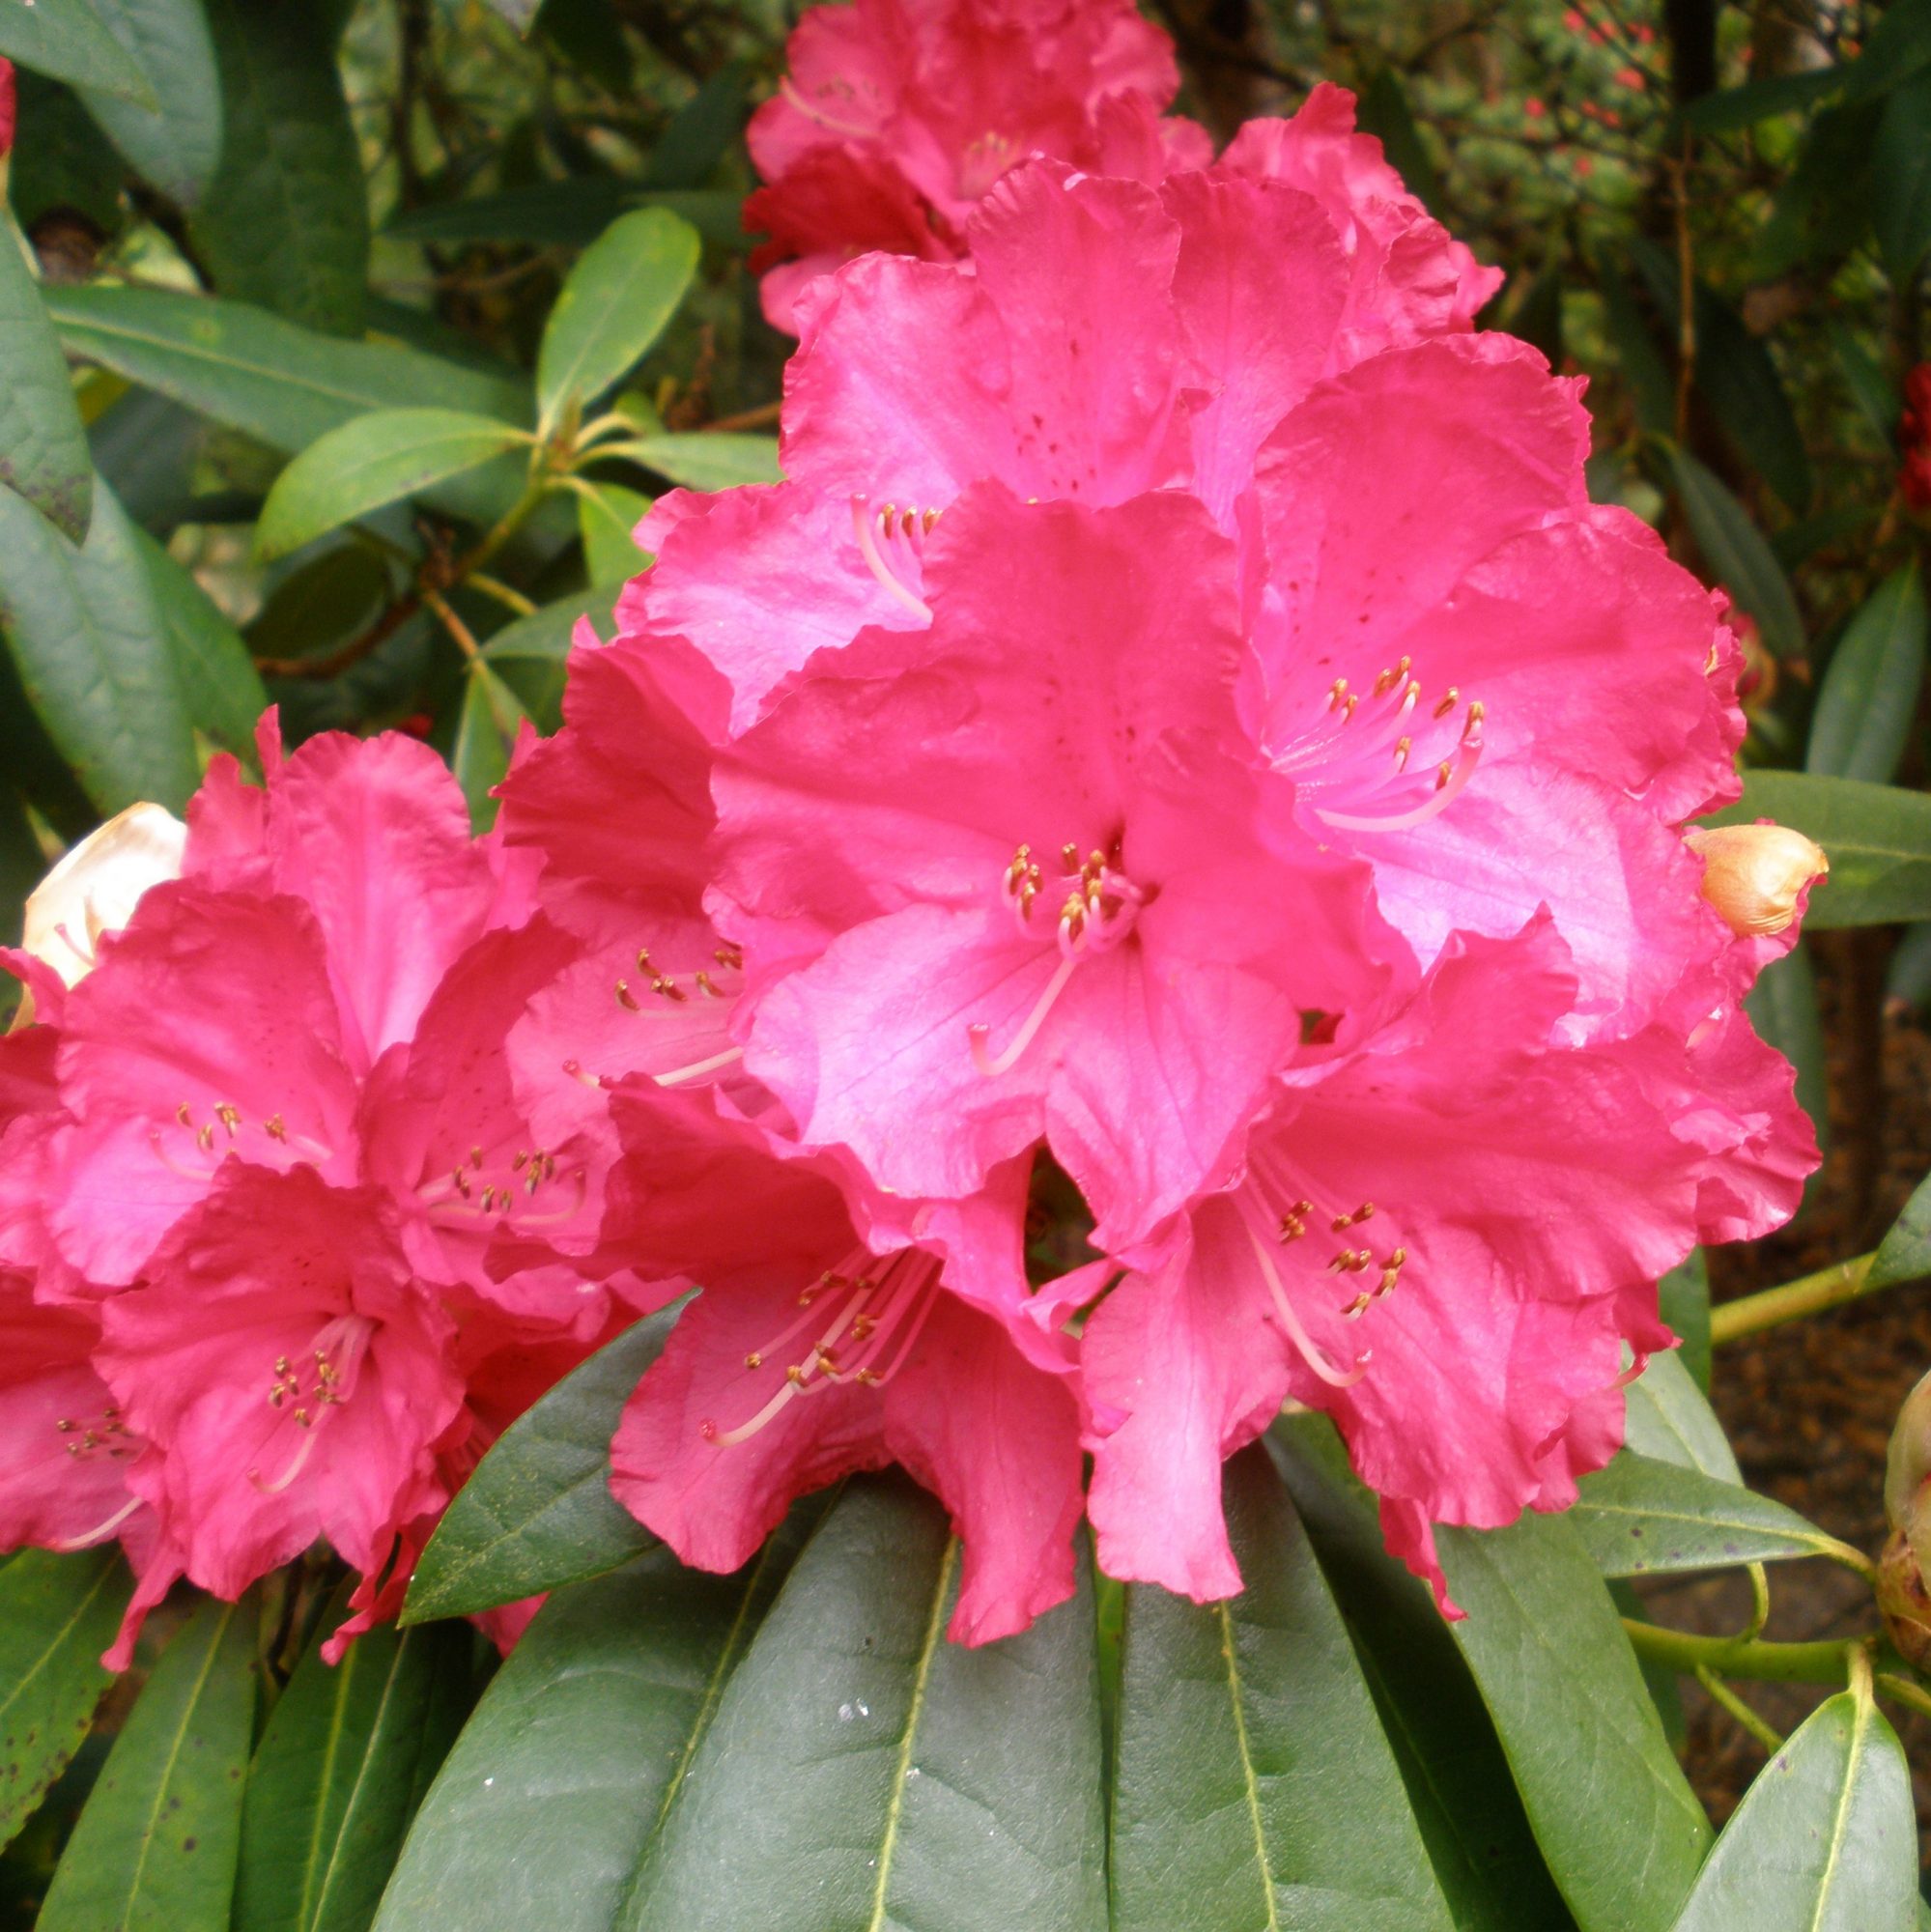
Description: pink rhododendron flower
744,0,1210,328
604,1080,1083,1642
0,60,14,158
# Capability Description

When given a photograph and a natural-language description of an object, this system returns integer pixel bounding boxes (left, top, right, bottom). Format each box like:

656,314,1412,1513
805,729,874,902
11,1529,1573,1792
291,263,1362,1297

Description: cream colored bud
1684,821,1828,937
22,802,187,986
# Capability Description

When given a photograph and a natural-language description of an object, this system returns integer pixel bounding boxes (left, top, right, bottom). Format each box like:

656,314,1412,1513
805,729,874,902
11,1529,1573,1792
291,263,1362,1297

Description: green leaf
536,208,700,428
1111,1441,1452,1932
1876,71,1931,286
1269,1418,1576,1932
404,1310,672,1626
1658,1251,1712,1394
132,526,268,760
190,0,370,335
623,433,781,491
1746,942,1829,1209
1624,1350,1743,1482
642,63,751,189
256,409,529,561
0,475,199,813
39,1592,259,1932
0,228,93,539
479,583,619,730
243,542,391,667
1751,103,1881,278
1809,563,1927,782
0,0,156,105
451,659,530,833
1434,1516,1711,1932
77,0,224,208
1661,444,1804,659
622,1473,1107,1932
1828,318,1901,450
375,1537,808,1932
0,1549,124,1854
11,67,128,235
1354,69,1446,218
386,184,742,249
1886,920,1931,1015
1597,255,1674,438
1870,1170,1931,1292
1682,68,1844,134
236,1598,473,1932
1842,0,1931,106
577,480,653,583
1701,770,1931,930
1572,1453,1847,1577
1668,1691,1917,1930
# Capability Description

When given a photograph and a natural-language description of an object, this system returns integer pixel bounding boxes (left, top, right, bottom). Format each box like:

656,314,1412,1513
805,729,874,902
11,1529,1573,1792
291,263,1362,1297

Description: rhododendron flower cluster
0,60,1825,1663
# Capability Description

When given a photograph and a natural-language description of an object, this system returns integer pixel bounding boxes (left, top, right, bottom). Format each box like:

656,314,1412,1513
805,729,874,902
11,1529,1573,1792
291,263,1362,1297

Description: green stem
1710,1252,1887,1346
1622,1618,1866,1685
1877,1670,1931,1723
1694,1664,1784,1752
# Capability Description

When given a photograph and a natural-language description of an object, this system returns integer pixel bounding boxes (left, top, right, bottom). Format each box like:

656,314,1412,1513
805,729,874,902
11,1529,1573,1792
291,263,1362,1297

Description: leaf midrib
1216,1599,1283,1932
0,1554,116,1738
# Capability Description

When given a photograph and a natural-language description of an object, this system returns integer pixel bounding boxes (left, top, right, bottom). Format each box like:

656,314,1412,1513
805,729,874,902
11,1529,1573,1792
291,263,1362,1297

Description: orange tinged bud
1684,821,1828,937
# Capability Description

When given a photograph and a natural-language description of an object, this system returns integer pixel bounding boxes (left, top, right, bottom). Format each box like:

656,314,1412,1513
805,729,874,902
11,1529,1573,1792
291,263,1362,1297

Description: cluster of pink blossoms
2,29,1824,1660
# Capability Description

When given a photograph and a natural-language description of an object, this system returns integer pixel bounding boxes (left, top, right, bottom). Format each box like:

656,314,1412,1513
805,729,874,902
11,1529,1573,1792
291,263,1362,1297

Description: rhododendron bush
2,1,1931,1928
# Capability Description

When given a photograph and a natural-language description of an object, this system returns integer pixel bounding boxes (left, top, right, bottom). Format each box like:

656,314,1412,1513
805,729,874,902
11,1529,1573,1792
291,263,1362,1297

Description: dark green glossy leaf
1809,563,1927,783
256,410,529,560
1669,1691,1917,1930
1434,1517,1711,1932
1751,103,1880,278
1661,444,1803,658
376,1534,809,1932
90,388,212,537
1701,770,1931,930
38,1591,258,1932
0,475,199,813
1573,1453,1846,1577
0,229,92,539
1842,0,1931,106
1746,941,1829,1212
1682,68,1843,133
132,526,268,760
77,0,223,207
1658,1251,1711,1394
0,0,155,105
1876,71,1931,285
577,480,652,583
404,1311,673,1626
1596,255,1673,437
0,1548,124,1854
625,1474,1107,1932
537,209,700,427
1354,69,1445,217
1870,1170,1931,1292
1624,1350,1742,1482
1828,318,1900,450
623,433,781,491
45,286,531,527
191,0,370,335
10,68,128,234
642,63,751,189
1111,1442,1452,1932
452,659,530,833
236,1601,473,1932
480,583,619,730
385,183,742,249
1270,1418,1576,1932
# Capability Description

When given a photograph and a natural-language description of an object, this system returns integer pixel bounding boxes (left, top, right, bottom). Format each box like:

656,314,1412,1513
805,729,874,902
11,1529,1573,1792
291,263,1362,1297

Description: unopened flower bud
22,802,186,987
1684,821,1828,937
1881,1367,1931,1667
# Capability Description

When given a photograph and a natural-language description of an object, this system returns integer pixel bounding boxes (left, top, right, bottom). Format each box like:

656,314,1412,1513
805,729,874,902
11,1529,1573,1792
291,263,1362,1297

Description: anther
744,1351,763,1369
615,979,640,1010
215,1102,241,1136
652,976,689,1003
1436,760,1453,789
196,1122,214,1151
715,944,744,970
175,1102,192,1126
1327,678,1349,710
1433,688,1460,717
696,971,721,997
1394,735,1411,769
265,1115,287,1142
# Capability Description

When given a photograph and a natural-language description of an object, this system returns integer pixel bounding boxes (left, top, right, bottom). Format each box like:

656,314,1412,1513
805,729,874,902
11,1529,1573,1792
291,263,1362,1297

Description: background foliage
6,0,1931,1926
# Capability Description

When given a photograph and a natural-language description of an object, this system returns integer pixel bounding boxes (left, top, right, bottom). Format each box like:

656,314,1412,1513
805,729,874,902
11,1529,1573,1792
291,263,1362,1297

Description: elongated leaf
1843,0,1931,107
624,1474,1107,1932
1269,1418,1576,1932
1877,72,1931,284
1112,1442,1452,1932
39,1592,258,1932
452,660,530,833
1597,255,1674,437
536,209,700,427
1829,318,1900,450
0,1548,124,1853
132,526,267,760
480,583,619,729
1870,1170,1931,1291
1624,1350,1743,1482
577,480,653,583
1669,1692,1917,1930
256,410,529,560
1809,563,1927,782
0,230,93,539
1683,68,1844,133
404,1310,672,1625
1354,69,1446,217
78,0,224,207
1434,1516,1711,1932
1701,770,1931,929
191,0,369,335
1662,444,1804,658
376,1535,808,1932
623,433,781,491
386,184,742,249
0,476,198,813
0,0,156,105
1751,103,1880,279
1746,941,1829,1210
1657,1251,1712,1394
236,1603,472,1932
1572,1453,1845,1577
